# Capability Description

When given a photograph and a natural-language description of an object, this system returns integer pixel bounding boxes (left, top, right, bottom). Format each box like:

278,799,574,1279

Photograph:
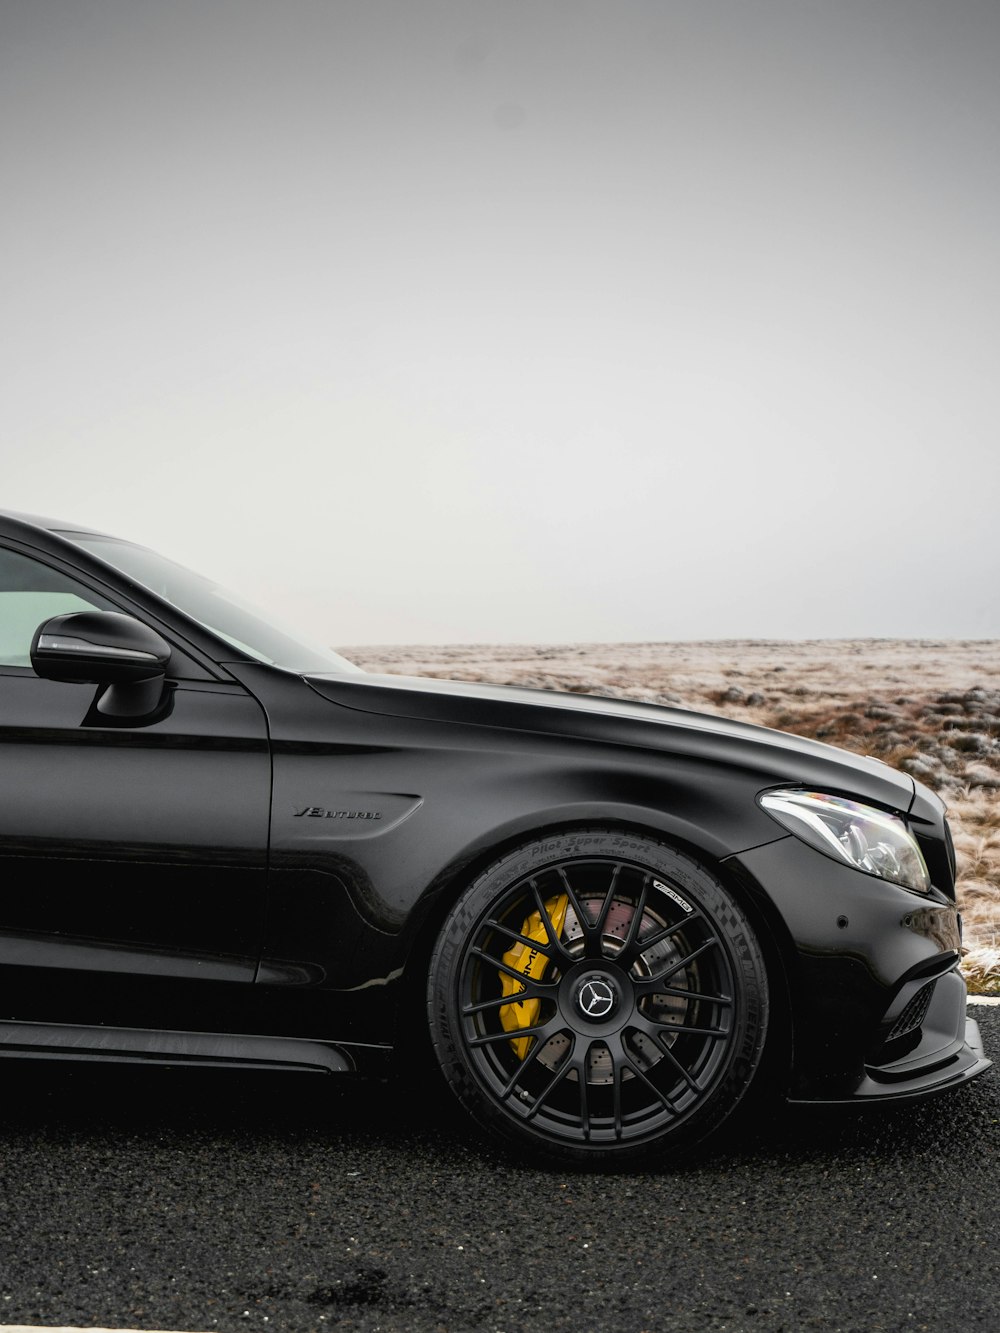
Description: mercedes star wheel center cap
576,975,618,1021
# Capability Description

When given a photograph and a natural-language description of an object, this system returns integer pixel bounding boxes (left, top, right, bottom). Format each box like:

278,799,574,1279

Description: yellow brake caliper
498,893,569,1059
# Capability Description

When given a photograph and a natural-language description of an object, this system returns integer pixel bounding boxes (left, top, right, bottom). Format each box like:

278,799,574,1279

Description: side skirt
0,1019,375,1074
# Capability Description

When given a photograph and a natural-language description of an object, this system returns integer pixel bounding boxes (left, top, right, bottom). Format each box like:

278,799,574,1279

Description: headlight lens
759,790,931,894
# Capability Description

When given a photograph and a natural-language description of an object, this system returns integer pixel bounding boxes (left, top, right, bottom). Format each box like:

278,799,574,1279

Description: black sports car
0,510,989,1163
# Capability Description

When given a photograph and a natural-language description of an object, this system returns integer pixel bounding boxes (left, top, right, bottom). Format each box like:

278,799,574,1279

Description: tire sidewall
427,828,769,1166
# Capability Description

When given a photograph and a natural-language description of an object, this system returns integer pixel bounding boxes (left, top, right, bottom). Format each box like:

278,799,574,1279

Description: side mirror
31,611,172,717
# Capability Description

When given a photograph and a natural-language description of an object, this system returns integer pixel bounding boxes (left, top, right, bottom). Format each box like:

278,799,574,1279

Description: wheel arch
393,812,796,1093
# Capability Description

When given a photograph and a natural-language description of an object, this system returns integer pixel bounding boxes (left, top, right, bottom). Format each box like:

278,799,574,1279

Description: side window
0,547,117,669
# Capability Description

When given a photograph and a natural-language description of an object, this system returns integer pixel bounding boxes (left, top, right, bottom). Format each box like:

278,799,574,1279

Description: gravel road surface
1,1009,998,1333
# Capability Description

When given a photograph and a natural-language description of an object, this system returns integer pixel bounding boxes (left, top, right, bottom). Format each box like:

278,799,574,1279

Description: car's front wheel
427,829,770,1165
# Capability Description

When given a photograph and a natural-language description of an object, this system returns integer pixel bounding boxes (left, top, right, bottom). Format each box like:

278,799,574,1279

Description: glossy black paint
0,509,989,1109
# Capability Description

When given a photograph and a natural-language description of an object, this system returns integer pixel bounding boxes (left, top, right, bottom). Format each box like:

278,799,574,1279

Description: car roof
0,509,111,538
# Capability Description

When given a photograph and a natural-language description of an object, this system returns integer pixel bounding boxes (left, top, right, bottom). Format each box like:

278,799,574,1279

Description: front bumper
725,835,992,1103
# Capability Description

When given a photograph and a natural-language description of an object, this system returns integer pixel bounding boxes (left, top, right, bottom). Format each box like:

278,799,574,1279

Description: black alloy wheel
428,829,769,1164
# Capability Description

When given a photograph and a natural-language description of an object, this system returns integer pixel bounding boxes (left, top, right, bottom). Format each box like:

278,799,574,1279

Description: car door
0,542,271,1032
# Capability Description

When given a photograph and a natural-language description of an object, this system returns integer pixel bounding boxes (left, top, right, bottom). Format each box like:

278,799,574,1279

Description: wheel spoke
628,1015,703,1092
461,986,551,1016
611,1044,624,1139
634,933,730,997
659,936,719,978
633,911,707,957
591,863,622,942
646,1021,729,1039
618,873,650,960
555,866,600,958
528,879,575,965
483,916,557,960
496,1025,562,1097
653,984,732,1007
578,1043,592,1139
624,1056,681,1116
606,1030,679,1119
523,1045,576,1121
468,945,560,995
467,1020,553,1047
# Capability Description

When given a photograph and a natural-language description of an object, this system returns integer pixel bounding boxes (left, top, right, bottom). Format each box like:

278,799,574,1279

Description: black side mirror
31,611,172,717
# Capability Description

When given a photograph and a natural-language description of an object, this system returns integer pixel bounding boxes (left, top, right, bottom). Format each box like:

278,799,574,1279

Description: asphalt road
1,1010,998,1333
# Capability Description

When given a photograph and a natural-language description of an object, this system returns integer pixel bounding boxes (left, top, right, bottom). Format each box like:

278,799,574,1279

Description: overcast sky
2,0,998,645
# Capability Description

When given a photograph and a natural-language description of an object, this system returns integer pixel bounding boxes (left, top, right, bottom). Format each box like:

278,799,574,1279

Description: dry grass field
345,640,1000,995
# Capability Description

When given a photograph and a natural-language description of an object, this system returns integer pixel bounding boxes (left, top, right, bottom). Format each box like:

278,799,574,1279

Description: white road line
968,995,1000,1004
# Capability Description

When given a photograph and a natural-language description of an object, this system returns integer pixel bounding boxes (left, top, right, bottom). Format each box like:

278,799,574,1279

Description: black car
0,510,989,1163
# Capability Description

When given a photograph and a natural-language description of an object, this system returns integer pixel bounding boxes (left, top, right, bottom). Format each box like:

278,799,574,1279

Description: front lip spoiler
788,1017,991,1105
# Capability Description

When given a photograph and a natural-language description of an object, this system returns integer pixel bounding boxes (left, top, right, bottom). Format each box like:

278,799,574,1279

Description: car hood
305,671,916,813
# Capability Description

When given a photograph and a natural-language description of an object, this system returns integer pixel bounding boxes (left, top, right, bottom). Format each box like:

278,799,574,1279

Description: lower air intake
887,981,936,1043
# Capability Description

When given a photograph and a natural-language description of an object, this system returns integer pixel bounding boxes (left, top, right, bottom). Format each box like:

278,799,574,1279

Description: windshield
60,533,362,675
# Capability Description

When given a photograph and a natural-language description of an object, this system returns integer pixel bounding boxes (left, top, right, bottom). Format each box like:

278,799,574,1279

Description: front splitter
789,1017,991,1105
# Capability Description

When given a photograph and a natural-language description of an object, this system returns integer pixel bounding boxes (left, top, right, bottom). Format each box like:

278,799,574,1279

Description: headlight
759,790,931,894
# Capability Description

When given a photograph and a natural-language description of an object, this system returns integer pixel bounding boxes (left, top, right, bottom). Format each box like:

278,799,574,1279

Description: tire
427,828,769,1165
